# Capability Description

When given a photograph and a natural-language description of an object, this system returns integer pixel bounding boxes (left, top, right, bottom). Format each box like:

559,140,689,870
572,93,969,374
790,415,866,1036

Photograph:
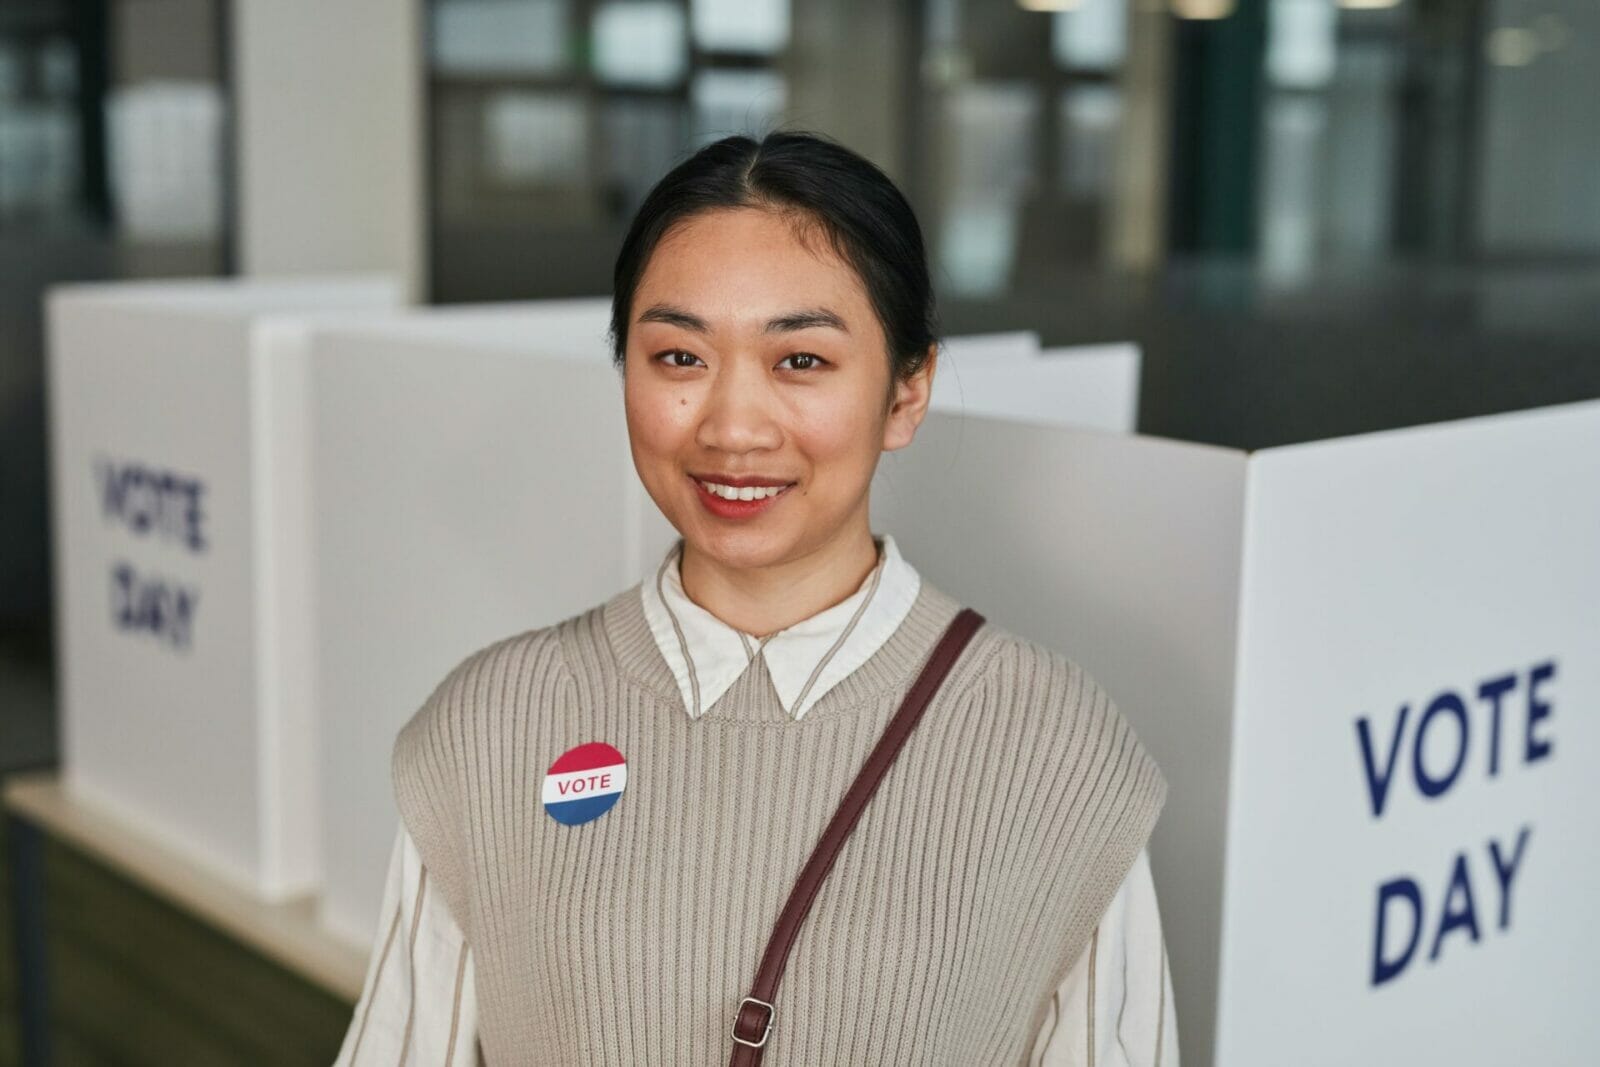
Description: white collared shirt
334,535,1179,1066
640,533,923,721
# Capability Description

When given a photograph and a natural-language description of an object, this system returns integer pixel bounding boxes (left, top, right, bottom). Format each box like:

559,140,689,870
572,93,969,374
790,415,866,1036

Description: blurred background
1,0,1597,1062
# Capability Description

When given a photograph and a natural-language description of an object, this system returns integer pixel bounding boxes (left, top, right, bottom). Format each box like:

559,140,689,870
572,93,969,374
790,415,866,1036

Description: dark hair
608,129,938,386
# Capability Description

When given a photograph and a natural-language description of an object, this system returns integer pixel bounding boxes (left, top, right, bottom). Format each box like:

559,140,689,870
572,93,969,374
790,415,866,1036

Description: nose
694,355,783,456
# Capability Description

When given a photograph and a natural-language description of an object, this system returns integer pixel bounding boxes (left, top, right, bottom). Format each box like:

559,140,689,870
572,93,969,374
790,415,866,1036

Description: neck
678,511,880,638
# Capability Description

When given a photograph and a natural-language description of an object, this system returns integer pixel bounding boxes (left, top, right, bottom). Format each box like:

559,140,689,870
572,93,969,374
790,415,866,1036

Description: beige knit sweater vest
391,577,1168,1066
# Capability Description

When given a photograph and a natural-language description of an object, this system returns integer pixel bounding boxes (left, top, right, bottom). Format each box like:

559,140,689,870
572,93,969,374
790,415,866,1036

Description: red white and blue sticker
542,741,627,826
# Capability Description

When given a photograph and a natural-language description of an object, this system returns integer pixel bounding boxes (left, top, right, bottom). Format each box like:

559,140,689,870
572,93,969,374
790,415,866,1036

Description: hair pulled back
609,129,938,384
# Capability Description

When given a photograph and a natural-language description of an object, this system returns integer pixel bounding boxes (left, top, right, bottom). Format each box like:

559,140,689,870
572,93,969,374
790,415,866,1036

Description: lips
687,471,796,488
688,473,795,519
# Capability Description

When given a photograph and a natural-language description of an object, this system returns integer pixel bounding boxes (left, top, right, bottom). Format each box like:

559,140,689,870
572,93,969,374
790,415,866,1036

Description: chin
683,525,799,570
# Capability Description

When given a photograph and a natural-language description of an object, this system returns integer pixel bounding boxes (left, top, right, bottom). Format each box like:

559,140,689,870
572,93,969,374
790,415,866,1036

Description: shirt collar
639,533,922,721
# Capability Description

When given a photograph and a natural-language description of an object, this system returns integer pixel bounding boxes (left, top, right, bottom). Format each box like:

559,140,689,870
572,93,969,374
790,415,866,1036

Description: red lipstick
687,473,796,520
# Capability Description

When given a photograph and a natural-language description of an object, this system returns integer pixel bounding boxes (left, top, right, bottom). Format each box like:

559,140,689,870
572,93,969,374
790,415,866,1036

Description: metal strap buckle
731,996,775,1049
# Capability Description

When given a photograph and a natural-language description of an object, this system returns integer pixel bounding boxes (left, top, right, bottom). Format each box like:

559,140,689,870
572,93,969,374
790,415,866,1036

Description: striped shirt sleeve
333,823,479,1067
1030,847,1179,1066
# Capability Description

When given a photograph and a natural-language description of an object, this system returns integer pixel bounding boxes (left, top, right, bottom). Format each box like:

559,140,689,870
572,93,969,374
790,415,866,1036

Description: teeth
698,480,788,501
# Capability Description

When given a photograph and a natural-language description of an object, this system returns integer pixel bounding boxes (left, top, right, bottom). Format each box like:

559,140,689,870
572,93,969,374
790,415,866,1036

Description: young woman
335,130,1174,1066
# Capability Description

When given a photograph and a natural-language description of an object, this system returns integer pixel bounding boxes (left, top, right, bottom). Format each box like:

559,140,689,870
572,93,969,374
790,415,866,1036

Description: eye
654,349,704,369
778,352,828,371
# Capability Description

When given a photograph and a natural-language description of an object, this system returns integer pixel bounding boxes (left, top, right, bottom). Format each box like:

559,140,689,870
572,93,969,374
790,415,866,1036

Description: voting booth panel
46,277,404,900
1033,344,1139,431
1215,399,1600,1066
308,308,675,946
934,339,1141,432
350,296,613,360
928,331,1139,431
871,417,1246,1067
873,399,1600,1067
928,331,1036,413
937,330,1039,363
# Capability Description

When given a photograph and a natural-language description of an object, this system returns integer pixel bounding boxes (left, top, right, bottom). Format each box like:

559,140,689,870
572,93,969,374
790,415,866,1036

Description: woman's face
622,206,933,572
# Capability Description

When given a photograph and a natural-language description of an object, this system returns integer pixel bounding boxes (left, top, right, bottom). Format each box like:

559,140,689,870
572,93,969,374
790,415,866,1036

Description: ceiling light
1171,0,1237,19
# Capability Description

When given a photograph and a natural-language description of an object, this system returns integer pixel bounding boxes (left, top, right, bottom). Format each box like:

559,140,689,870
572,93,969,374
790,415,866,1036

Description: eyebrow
635,303,850,336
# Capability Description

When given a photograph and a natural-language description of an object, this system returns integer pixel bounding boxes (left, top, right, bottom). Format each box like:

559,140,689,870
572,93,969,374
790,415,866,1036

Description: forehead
633,208,875,327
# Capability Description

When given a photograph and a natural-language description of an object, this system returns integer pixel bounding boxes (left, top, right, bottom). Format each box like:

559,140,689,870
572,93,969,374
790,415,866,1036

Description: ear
881,343,938,453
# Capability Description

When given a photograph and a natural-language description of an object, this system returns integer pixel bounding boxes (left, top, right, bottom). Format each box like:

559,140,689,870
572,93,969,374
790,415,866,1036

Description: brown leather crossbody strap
728,606,987,1065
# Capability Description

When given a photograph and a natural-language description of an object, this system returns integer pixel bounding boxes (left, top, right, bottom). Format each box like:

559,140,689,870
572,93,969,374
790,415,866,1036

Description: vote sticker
542,741,628,826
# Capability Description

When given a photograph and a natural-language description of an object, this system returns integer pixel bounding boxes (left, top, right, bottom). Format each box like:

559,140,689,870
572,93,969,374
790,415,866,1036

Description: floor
1,644,354,1066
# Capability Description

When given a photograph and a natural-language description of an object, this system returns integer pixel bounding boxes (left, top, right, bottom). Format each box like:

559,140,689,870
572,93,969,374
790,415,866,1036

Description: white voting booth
46,276,405,900
307,301,668,943
930,330,1141,432
55,276,1592,1063
871,398,1600,1067
305,310,1141,946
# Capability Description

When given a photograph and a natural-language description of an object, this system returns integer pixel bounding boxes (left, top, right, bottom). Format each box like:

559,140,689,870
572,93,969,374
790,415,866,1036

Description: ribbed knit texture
392,577,1167,1066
